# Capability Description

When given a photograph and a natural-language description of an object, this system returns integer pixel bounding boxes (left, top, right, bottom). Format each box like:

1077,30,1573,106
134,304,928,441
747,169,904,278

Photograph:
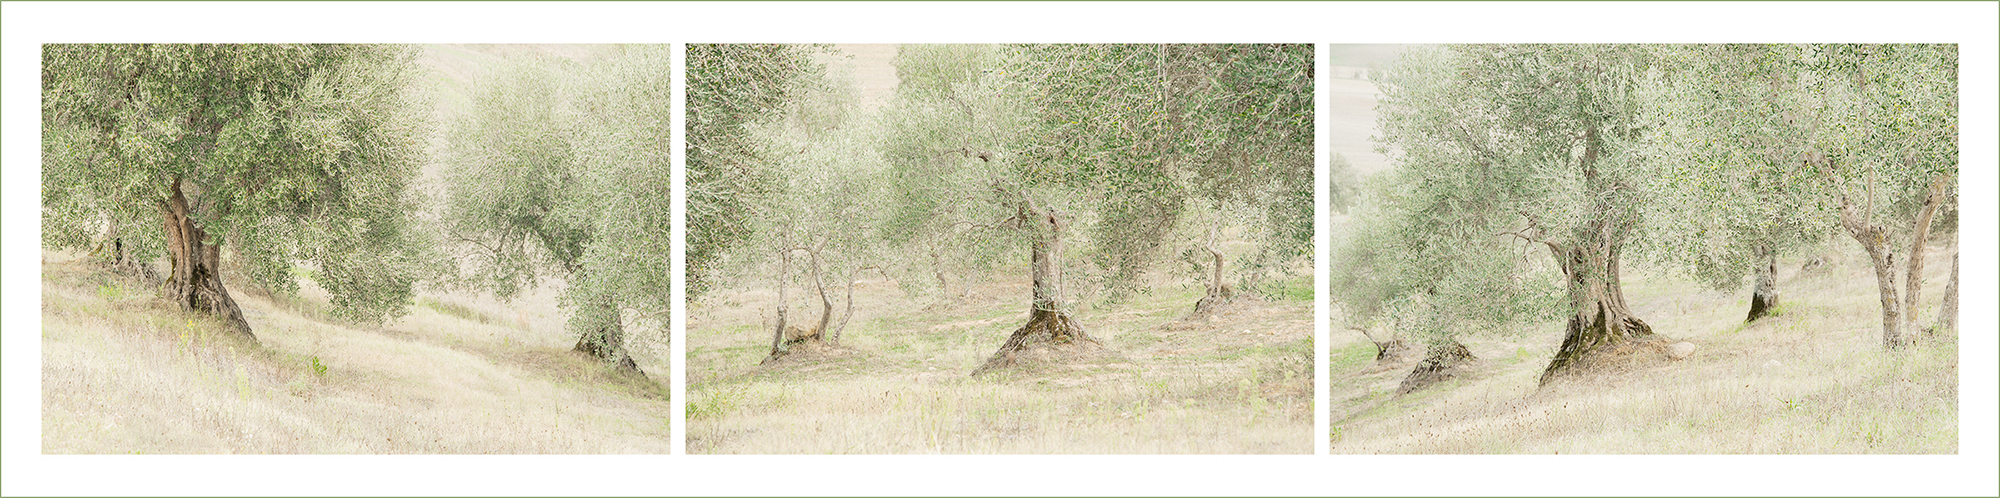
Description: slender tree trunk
974,204,1099,376
765,248,792,362
1935,251,1958,333
1188,236,1233,319
573,290,642,376
159,178,253,340
1839,174,1946,350
808,249,833,341
1745,244,1780,322
832,266,864,345
1900,175,1945,336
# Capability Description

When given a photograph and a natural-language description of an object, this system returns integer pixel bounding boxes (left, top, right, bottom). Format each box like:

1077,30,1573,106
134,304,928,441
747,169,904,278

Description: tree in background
1807,44,1958,349
872,44,1313,375
686,44,828,301
441,46,670,375
42,44,436,339
1643,44,1841,323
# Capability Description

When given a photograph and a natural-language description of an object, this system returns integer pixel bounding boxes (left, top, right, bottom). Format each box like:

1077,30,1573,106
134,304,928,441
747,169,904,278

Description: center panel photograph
684,44,1315,454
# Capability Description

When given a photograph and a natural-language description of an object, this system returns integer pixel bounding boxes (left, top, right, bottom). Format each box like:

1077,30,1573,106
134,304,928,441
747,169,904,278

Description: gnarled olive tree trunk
159,178,252,340
573,290,642,376
1538,128,1655,385
973,204,1099,376
1745,244,1780,322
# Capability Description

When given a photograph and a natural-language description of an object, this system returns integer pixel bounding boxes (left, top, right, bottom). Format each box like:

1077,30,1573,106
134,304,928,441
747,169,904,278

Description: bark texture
573,296,643,376
1537,126,1655,386
159,179,253,340
1399,341,1475,394
973,205,1100,376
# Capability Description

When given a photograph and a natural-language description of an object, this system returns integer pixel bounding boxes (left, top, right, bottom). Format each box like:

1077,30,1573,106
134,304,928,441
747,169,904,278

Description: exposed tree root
1397,341,1476,394
971,309,1105,376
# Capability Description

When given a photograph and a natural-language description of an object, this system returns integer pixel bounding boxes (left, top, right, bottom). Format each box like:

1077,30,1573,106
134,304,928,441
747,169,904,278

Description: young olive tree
1373,45,1661,385
441,46,671,375
1807,44,1958,349
42,44,435,339
746,82,895,361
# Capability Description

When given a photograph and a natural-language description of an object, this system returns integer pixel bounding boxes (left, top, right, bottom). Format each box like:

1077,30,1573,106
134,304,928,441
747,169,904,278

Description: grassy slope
41,252,671,453
41,45,670,454
1327,241,1959,454
687,273,1314,454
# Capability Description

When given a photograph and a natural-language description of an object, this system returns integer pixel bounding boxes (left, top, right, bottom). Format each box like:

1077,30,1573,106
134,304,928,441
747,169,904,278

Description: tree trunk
1188,239,1233,319
764,248,793,363
1745,244,1780,322
1900,175,1945,337
1539,225,1654,385
832,266,863,345
159,178,253,340
1399,340,1475,394
1934,251,1957,334
973,205,1099,376
808,250,833,342
1838,174,1946,350
572,292,642,376
1539,127,1656,386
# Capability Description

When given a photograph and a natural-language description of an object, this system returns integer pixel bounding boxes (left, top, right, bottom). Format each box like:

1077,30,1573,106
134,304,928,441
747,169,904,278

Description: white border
4,2,1995,497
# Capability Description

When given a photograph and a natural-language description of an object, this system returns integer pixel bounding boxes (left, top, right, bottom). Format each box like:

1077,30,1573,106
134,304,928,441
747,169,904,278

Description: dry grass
40,250,670,454
688,272,1313,454
1328,242,1959,454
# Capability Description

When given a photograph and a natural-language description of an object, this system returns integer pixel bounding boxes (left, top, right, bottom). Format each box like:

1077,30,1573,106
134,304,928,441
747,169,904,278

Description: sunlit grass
41,250,670,454
688,267,1313,454
1327,243,1958,454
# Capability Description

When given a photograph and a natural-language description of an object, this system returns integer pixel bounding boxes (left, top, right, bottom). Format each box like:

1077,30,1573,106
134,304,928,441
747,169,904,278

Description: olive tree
42,44,435,339
1371,45,1662,385
686,44,828,300
1642,44,1842,323
441,46,671,375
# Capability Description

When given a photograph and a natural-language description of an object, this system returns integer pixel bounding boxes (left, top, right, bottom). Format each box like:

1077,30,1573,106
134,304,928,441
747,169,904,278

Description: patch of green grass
1257,275,1316,302
419,297,495,325
1328,341,1378,372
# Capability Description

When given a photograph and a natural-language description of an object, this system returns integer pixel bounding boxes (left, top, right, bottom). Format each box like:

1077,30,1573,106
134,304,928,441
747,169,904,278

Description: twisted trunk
1188,238,1233,319
573,291,642,376
973,204,1099,376
808,249,833,342
159,178,252,340
1539,126,1655,385
1745,244,1780,322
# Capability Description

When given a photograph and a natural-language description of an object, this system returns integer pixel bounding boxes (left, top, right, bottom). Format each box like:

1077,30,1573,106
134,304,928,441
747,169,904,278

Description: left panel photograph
40,44,673,453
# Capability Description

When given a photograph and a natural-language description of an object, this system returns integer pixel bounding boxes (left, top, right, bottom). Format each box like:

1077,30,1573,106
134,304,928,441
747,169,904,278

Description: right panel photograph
1327,44,1959,453
687,44,1314,454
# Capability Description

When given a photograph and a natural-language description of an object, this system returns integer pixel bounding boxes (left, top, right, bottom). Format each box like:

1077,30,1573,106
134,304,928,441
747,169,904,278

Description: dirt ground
686,271,1314,454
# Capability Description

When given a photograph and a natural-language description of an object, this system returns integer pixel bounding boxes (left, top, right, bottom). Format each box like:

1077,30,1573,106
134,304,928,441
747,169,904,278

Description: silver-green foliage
441,46,671,352
41,44,436,323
